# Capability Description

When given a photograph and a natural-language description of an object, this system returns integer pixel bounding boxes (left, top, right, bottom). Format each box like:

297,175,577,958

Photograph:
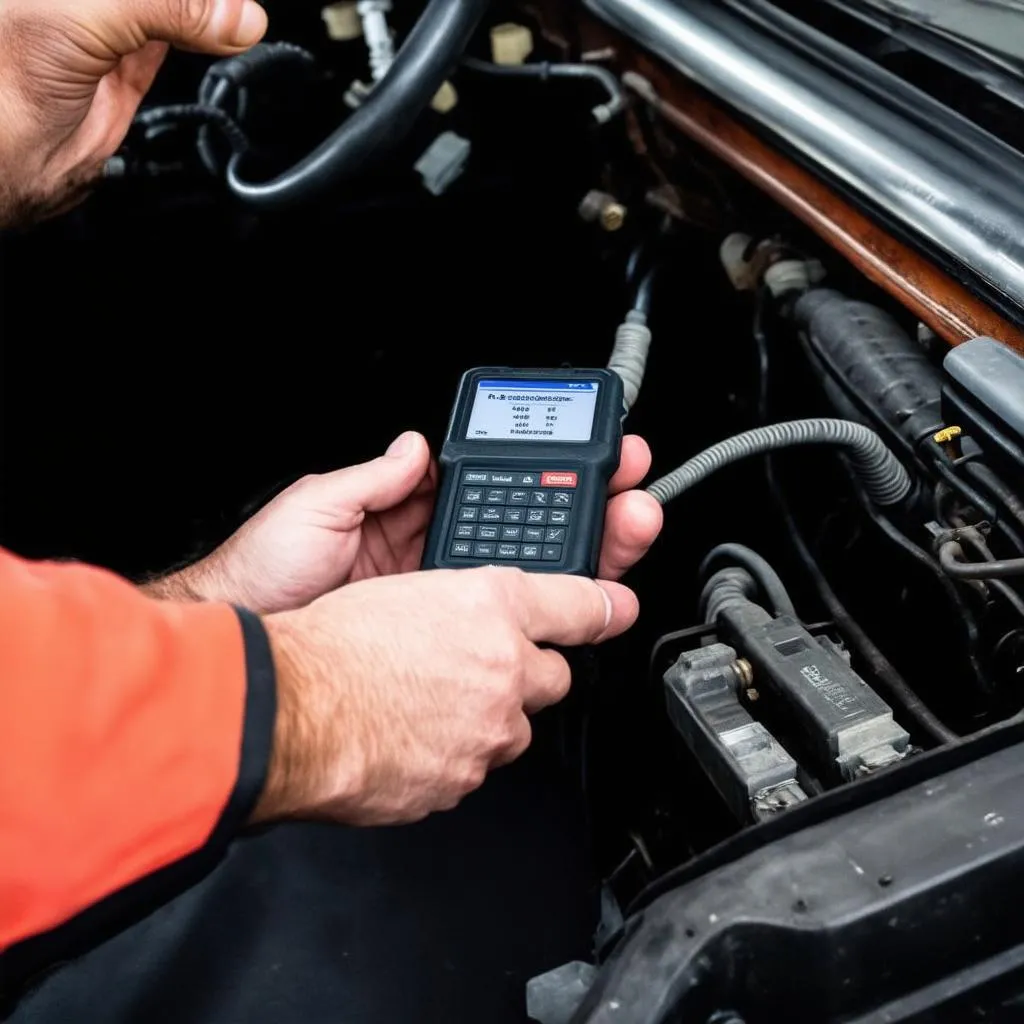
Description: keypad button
485,488,507,504
544,527,566,544
458,506,479,522
548,509,569,525
462,470,489,484
450,540,473,557
480,507,503,523
541,471,577,488
454,523,475,539
462,487,484,503
542,544,562,561
530,491,549,506
503,507,525,523
496,543,519,559
520,543,541,560
508,489,530,505
501,525,522,541
473,542,496,558
476,525,499,541
551,491,573,507
517,473,539,486
524,526,545,543
526,508,548,525
489,472,515,485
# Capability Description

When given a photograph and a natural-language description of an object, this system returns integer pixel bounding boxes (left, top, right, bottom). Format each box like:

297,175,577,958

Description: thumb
304,432,434,524
108,0,268,55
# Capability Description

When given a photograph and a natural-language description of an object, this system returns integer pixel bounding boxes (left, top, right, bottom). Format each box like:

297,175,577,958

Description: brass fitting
733,658,754,689
578,189,627,232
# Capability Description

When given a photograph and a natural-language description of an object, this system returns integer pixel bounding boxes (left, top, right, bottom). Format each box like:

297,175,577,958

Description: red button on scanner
541,471,577,488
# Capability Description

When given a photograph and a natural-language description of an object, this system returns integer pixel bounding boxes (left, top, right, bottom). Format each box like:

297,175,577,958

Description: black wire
963,460,1024,535
698,542,797,618
843,473,994,693
196,77,234,175
928,450,1024,554
769,458,957,743
460,57,627,122
936,515,1024,625
625,244,644,286
753,286,770,423
228,0,488,208
134,104,249,156
633,269,656,318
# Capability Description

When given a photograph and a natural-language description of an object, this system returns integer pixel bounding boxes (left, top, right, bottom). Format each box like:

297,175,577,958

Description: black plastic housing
574,721,1024,1022
794,289,945,462
422,367,623,577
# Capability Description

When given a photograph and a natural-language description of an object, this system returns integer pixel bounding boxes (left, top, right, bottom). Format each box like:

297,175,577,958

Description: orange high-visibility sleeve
0,549,275,953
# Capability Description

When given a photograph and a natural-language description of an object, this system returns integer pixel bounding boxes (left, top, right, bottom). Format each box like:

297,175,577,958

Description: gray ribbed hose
607,310,651,413
647,418,912,507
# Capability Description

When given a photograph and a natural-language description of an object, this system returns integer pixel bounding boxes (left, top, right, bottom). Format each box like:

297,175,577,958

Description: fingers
113,0,267,55
301,432,433,528
491,713,532,768
598,490,664,580
506,571,639,646
608,435,652,496
521,645,572,714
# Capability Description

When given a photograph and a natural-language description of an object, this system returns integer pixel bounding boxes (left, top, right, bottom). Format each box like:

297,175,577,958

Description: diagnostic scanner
422,368,624,576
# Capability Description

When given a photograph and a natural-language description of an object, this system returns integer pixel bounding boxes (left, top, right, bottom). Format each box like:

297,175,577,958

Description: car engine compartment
6,0,1024,1020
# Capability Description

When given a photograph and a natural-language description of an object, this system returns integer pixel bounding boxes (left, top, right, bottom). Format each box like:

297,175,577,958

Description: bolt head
600,203,626,231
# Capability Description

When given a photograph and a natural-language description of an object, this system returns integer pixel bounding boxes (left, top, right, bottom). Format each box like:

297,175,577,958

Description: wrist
250,610,363,824
142,550,243,605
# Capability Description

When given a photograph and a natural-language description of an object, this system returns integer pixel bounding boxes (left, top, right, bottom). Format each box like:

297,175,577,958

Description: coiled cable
647,419,912,507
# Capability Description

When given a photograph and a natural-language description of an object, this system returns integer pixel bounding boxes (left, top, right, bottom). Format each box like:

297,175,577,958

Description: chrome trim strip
586,0,1024,311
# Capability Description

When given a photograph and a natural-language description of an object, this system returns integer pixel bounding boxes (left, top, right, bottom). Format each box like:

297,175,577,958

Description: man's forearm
141,566,205,602
141,553,238,604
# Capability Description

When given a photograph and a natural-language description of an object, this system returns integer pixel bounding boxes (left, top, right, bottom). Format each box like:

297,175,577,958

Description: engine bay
6,1,1024,1019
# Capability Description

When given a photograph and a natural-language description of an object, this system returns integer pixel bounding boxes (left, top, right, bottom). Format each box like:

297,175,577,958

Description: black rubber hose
926,442,1024,555
198,43,314,176
939,541,1024,580
699,543,797,618
699,567,766,624
844,474,995,693
460,56,626,123
963,460,1024,535
952,527,1024,622
773,465,957,744
227,0,491,209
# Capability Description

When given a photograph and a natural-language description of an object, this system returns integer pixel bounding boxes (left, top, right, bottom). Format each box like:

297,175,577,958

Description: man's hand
0,0,267,225
149,431,663,613
256,567,638,825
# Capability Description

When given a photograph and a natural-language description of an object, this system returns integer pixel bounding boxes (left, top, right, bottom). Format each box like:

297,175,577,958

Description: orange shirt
0,549,273,958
